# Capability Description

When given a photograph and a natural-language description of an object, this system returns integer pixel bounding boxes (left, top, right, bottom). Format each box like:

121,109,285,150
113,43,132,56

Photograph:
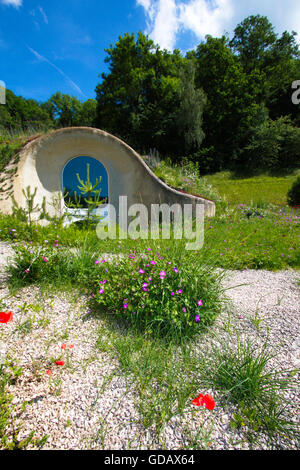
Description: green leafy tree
189,36,262,170
95,31,187,155
230,15,300,121
230,15,277,73
75,99,97,127
240,117,300,172
11,186,47,238
287,176,300,207
0,89,53,131
174,60,206,154
44,92,83,127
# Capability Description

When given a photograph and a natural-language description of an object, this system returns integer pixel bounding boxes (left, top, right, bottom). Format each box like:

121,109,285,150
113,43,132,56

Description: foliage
1,14,300,175
173,61,206,154
64,163,105,226
11,186,47,238
95,32,205,157
0,89,97,135
230,15,278,73
92,247,224,340
0,358,47,449
240,117,300,172
43,92,97,128
287,176,300,207
188,35,262,171
6,239,102,288
230,15,300,122
151,157,221,203
205,337,300,447
0,89,53,132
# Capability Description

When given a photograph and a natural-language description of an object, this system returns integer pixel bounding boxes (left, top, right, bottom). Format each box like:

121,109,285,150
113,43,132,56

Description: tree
230,15,300,121
174,61,206,154
67,163,105,226
95,31,187,155
75,99,97,127
230,15,277,73
240,117,300,172
189,36,262,170
44,92,83,127
0,89,53,131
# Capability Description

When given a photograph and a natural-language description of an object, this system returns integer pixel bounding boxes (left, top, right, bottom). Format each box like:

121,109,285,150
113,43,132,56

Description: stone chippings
0,243,299,450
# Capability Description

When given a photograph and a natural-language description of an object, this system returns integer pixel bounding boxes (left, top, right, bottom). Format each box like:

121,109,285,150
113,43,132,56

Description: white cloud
137,0,233,50
27,45,87,98
179,0,233,39
137,0,300,51
137,0,151,10
150,0,179,50
0,0,22,7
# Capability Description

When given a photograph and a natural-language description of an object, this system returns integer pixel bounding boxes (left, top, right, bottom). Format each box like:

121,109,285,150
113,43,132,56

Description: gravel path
0,242,299,450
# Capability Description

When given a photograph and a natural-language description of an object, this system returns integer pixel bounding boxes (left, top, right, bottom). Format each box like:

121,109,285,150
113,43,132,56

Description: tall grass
204,336,300,447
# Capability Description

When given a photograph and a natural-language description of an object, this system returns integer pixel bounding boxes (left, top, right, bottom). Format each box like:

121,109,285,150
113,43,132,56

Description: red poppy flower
192,394,204,406
46,370,52,376
61,344,67,350
55,361,65,366
0,311,13,323
68,344,74,349
192,393,215,410
203,394,215,410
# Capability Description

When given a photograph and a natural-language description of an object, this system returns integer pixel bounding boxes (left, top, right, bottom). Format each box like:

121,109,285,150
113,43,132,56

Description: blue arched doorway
62,155,109,225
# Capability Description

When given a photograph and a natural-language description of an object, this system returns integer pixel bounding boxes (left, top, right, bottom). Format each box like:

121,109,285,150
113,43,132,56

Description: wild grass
7,236,225,341
2,200,299,272
206,170,300,207
150,157,222,204
1,133,299,449
0,128,47,174
93,310,300,447
204,337,300,448
0,357,48,449
95,319,204,436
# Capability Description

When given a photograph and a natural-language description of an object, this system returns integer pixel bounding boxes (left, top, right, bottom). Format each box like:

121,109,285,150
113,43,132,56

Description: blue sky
1,0,300,103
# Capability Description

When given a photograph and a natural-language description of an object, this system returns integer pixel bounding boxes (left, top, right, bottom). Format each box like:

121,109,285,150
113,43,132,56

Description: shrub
7,243,65,285
7,239,102,287
153,157,221,203
241,117,300,173
287,176,300,207
92,248,224,340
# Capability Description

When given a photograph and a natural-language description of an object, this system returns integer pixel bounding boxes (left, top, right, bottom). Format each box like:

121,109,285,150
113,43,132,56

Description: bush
92,248,224,340
287,176,300,207
241,117,300,173
7,240,102,287
153,157,221,203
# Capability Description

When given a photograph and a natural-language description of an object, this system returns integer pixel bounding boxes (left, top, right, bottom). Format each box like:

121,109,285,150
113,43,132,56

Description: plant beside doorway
64,163,106,227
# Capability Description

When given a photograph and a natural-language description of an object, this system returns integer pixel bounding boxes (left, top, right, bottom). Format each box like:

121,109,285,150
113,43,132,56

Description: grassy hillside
205,170,300,206
0,129,43,173
150,158,299,208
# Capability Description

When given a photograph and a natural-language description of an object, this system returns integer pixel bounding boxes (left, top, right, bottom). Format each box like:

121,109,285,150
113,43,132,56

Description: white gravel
0,242,299,450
